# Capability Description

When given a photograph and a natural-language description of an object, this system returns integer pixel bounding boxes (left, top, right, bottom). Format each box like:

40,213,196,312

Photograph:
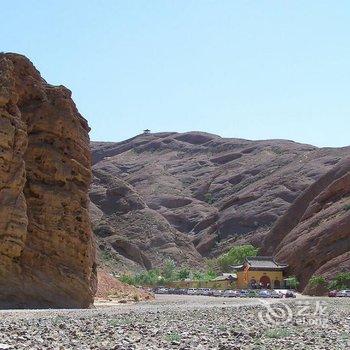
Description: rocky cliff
262,157,350,293
91,132,349,272
0,53,96,308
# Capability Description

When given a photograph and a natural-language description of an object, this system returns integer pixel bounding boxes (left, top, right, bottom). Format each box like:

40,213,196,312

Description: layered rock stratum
0,53,96,308
262,157,350,293
91,132,349,281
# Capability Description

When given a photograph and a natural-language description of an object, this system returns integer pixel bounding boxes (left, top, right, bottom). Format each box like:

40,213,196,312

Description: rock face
91,159,204,272
262,157,350,293
91,131,349,271
0,53,96,308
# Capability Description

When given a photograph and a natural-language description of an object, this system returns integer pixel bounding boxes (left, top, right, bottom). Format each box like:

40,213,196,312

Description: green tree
328,272,350,290
162,259,176,281
217,245,259,272
177,267,190,280
285,276,299,290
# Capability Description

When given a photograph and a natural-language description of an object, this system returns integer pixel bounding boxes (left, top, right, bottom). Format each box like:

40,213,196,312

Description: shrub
119,274,135,285
309,275,327,287
265,328,291,338
191,270,217,281
204,193,214,204
100,250,114,262
217,245,259,272
344,204,350,211
328,272,350,290
166,332,181,343
177,267,190,280
120,269,161,286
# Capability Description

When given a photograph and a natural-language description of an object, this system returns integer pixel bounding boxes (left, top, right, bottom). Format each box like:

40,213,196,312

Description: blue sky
1,1,349,147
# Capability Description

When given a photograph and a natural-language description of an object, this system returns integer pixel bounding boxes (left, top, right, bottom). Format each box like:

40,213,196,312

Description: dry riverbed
0,295,349,349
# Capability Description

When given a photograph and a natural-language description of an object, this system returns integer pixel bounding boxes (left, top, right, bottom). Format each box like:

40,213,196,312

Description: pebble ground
0,295,349,349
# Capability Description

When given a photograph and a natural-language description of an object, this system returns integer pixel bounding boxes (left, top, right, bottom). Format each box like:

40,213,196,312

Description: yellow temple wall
236,270,284,289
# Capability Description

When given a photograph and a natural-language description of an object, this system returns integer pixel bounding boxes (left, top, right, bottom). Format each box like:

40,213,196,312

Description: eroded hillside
262,157,350,292
91,131,349,272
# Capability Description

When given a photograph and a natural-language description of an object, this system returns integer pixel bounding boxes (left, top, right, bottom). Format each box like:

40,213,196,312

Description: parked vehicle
187,288,197,295
336,290,350,297
239,290,249,297
223,290,240,298
194,288,203,295
201,288,214,296
259,290,271,298
212,289,224,297
154,287,168,294
328,290,338,297
284,291,296,298
270,290,283,298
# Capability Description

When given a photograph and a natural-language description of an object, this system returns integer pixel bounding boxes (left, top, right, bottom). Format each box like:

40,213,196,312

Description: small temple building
232,256,288,289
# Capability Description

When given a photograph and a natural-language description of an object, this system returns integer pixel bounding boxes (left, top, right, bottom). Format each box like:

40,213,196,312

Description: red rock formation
91,166,203,271
262,157,350,293
0,53,96,308
91,132,349,270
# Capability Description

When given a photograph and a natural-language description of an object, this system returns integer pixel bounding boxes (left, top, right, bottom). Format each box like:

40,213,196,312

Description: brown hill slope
0,53,96,308
91,131,349,270
262,157,350,293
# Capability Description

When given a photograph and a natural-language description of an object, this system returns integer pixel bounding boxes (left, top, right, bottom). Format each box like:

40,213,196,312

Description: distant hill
90,131,349,279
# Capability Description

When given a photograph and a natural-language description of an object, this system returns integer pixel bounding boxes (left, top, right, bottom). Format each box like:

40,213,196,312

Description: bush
217,245,259,272
192,270,217,281
265,328,291,338
344,204,350,211
166,332,181,343
309,275,327,287
328,272,350,290
120,269,161,286
204,193,214,204
177,267,190,280
100,250,114,262
119,274,135,285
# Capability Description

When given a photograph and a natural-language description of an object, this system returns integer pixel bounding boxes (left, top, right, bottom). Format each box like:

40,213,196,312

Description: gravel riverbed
0,295,349,349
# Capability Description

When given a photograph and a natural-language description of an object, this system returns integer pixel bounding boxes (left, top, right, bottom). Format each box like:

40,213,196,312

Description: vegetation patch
309,275,326,287
328,272,350,290
166,331,181,343
265,328,291,339
100,250,115,262
343,203,350,211
284,276,300,289
216,245,259,272
204,192,214,204
120,245,262,286
120,259,217,286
